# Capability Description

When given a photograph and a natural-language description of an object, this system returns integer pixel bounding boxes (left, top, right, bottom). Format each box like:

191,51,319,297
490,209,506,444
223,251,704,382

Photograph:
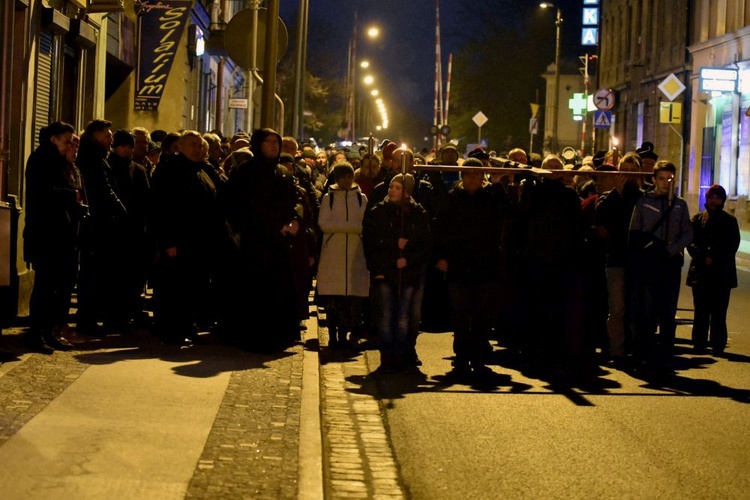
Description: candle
401,144,407,174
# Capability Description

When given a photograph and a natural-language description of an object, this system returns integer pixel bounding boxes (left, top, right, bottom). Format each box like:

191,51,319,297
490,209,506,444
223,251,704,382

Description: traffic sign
659,102,682,124
594,88,615,110
658,73,686,101
594,110,612,128
472,111,488,127
529,117,538,135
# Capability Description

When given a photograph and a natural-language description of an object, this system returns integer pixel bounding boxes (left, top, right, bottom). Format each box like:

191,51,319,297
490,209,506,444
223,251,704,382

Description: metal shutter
33,31,54,148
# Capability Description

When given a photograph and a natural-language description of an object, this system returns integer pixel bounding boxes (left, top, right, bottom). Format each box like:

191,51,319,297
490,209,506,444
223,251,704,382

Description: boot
328,326,341,349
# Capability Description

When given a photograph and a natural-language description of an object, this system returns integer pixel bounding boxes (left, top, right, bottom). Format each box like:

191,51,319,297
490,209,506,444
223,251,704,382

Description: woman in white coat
316,162,370,348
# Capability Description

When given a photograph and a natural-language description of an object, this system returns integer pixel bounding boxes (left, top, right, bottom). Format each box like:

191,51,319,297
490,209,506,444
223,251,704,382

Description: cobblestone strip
318,314,407,499
0,348,89,447
184,344,304,499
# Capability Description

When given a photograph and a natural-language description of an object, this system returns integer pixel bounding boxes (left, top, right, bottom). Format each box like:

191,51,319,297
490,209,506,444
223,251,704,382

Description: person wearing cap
595,153,645,367
686,184,740,356
628,160,692,379
635,141,659,173
146,140,162,169
431,158,510,376
107,130,151,332
317,161,369,349
362,171,432,372
221,128,304,351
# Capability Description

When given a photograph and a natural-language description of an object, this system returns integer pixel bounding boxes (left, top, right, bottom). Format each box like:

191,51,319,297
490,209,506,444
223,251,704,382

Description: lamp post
345,15,379,144
540,3,562,153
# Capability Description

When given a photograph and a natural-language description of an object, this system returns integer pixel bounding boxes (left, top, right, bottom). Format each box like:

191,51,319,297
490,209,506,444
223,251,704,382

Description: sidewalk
0,299,405,499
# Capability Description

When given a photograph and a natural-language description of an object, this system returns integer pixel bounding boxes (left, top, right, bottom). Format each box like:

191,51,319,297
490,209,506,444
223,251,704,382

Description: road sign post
473,111,488,144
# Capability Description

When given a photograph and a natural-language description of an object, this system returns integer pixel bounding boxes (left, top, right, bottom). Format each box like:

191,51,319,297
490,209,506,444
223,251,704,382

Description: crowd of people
22,121,741,383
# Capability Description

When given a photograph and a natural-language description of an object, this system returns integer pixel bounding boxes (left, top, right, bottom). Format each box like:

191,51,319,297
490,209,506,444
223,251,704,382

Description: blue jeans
374,281,416,357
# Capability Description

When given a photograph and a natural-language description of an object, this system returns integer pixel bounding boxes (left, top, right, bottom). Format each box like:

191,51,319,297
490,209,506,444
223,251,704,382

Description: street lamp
540,2,562,153
345,17,380,144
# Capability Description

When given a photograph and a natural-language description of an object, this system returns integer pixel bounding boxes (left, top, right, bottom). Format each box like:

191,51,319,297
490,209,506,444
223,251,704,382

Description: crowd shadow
342,340,750,406
0,322,302,379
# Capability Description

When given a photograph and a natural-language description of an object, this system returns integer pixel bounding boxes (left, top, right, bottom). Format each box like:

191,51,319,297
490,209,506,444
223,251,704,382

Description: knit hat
381,141,397,162
706,184,727,203
389,173,415,195
332,162,355,181
345,150,361,162
112,129,135,148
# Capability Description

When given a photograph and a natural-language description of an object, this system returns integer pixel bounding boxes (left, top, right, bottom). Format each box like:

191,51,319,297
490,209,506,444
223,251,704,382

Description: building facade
599,0,750,230
0,0,283,322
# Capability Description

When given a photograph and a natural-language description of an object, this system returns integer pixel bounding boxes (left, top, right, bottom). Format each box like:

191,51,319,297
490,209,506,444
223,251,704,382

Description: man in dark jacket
23,122,86,351
109,129,151,330
150,130,224,346
432,158,510,375
595,153,644,366
686,184,740,355
76,119,128,336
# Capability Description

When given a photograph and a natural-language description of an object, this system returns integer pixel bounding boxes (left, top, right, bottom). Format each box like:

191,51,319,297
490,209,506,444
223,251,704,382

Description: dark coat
76,135,127,230
23,142,83,263
686,208,740,289
595,184,644,267
362,197,432,288
432,181,509,284
149,153,222,259
219,130,304,346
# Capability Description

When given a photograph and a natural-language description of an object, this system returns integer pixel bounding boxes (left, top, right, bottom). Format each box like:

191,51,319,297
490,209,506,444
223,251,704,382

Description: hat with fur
635,141,659,161
468,147,489,160
389,173,415,196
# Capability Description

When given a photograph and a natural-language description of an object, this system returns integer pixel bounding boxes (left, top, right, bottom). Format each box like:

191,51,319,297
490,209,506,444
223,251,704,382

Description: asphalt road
370,267,750,499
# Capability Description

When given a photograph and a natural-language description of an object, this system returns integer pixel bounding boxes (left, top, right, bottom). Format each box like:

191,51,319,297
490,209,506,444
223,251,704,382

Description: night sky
278,0,585,143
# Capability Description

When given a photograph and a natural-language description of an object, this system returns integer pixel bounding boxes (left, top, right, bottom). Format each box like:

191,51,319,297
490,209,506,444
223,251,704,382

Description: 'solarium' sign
135,0,194,111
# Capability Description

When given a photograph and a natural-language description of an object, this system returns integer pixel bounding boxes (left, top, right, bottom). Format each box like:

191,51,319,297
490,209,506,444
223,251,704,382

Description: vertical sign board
135,1,194,111
582,0,598,46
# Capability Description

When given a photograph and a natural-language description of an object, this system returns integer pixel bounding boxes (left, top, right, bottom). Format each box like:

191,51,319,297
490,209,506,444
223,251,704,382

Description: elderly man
150,131,224,346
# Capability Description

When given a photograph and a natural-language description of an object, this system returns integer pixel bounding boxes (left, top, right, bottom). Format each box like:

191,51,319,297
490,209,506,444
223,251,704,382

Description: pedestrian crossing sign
594,110,612,128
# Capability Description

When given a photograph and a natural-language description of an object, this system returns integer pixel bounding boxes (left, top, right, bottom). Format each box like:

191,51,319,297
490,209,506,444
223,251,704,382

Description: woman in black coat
686,184,740,355
221,128,304,351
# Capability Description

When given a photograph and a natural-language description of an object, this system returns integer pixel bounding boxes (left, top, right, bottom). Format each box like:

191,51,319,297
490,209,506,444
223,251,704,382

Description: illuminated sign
134,0,193,111
581,0,599,45
583,8,598,25
582,28,598,46
699,67,738,93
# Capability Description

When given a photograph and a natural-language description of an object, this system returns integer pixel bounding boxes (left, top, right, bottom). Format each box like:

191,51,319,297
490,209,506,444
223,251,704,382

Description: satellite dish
224,8,289,70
